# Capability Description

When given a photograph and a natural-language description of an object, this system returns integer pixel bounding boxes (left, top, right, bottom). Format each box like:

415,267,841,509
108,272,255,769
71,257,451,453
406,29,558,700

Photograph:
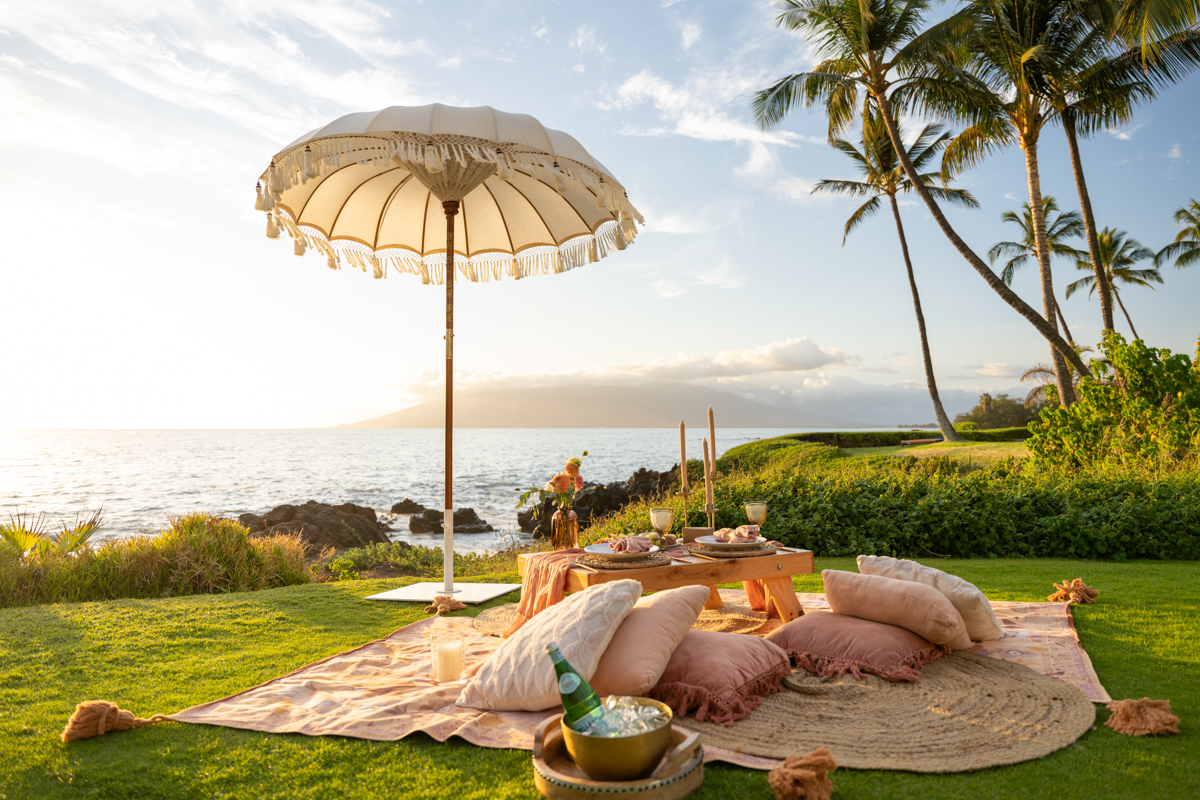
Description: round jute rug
675,651,1096,772
473,603,519,638
691,604,767,634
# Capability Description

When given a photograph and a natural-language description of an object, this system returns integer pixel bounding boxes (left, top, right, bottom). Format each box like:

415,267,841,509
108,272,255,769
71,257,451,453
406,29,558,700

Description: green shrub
0,513,311,608
327,539,545,580
955,392,1047,429
1029,333,1200,467
954,421,980,432
587,451,1200,561
958,427,1032,442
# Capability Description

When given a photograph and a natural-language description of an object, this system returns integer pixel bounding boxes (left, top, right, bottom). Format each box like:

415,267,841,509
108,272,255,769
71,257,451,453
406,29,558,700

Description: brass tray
532,713,704,799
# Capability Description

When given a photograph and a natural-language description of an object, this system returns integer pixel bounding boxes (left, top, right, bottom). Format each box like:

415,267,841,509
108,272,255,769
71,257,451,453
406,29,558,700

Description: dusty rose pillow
646,630,791,727
822,569,973,650
765,610,949,682
591,585,710,697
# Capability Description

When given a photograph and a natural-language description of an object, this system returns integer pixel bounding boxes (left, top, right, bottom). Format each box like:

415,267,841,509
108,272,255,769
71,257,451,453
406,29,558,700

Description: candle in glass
679,420,688,492
431,628,465,683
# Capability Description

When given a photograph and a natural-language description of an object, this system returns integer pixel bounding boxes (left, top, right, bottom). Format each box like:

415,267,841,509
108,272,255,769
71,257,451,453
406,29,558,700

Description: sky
1,0,1197,429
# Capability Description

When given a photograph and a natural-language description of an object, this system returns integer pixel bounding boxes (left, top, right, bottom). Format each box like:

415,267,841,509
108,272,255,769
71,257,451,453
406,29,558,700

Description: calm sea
0,428,879,553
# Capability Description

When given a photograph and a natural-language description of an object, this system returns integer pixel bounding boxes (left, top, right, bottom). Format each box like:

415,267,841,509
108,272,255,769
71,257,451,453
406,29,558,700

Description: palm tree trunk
1113,290,1141,340
1063,115,1115,332
1055,299,1075,345
1022,138,1077,405
889,194,964,442
872,92,1093,381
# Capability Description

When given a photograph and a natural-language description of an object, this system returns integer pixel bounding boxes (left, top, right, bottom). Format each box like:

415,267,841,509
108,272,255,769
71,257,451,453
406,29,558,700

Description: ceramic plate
583,542,660,561
694,535,767,550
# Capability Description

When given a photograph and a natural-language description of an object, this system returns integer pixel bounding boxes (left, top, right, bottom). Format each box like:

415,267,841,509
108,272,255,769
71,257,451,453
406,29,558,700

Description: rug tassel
767,747,837,800
425,595,467,615
1104,698,1181,736
61,701,172,742
1048,578,1098,604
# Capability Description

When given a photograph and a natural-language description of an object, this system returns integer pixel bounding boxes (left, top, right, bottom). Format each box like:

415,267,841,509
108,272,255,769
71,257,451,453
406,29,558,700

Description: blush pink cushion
591,585,710,698
647,630,791,726
822,569,973,650
765,610,949,682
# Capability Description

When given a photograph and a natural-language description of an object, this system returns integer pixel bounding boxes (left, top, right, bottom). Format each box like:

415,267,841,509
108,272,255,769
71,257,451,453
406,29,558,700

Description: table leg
760,576,803,622
704,585,724,610
743,579,768,612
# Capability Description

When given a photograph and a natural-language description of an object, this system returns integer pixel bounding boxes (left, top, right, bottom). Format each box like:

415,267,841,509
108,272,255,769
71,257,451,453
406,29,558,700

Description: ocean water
0,428,872,553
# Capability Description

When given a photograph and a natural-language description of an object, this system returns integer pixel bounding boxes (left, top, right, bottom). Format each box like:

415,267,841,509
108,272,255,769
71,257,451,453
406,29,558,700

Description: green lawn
844,440,1029,467
1,558,1196,799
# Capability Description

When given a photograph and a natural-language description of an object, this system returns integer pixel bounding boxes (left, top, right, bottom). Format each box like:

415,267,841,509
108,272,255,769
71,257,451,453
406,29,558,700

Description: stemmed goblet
648,507,675,546
744,500,768,528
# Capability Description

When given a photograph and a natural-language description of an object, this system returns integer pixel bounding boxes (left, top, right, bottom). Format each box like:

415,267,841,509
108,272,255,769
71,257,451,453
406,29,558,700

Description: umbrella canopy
258,103,642,283
255,104,641,603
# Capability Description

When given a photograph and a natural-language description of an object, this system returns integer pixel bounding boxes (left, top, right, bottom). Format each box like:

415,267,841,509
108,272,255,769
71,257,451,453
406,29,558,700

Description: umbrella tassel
265,213,279,239
293,235,306,256
254,182,266,211
327,252,339,270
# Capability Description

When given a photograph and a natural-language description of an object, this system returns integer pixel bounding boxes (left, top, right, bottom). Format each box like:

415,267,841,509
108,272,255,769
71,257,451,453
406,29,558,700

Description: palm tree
1066,227,1162,340
1155,198,1200,269
988,197,1089,343
1020,344,1095,406
752,0,1093,385
813,112,977,441
937,0,1117,405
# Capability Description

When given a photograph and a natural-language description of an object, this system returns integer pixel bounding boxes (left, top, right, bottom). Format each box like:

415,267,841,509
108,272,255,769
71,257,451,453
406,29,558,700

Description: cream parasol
255,104,642,603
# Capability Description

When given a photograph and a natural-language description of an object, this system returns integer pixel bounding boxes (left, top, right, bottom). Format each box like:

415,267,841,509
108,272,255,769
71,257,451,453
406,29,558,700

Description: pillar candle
679,420,688,491
702,438,713,509
708,406,717,477
434,639,464,682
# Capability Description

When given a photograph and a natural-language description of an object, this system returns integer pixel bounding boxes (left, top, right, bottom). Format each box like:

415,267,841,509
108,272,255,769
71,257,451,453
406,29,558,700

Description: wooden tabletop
517,548,814,595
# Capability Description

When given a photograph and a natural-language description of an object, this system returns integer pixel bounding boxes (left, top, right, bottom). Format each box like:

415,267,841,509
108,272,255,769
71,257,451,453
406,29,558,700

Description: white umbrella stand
255,104,642,604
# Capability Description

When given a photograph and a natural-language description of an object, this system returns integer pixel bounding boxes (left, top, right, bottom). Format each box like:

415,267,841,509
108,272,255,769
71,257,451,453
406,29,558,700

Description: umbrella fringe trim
262,133,644,225
273,211,637,285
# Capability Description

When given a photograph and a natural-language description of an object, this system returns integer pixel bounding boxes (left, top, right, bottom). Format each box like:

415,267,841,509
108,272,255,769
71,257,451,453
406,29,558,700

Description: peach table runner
170,590,1109,771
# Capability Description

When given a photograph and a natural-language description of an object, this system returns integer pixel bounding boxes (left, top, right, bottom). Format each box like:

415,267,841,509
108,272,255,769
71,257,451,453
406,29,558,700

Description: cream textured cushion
822,569,973,650
456,579,642,712
590,585,710,697
857,555,1004,642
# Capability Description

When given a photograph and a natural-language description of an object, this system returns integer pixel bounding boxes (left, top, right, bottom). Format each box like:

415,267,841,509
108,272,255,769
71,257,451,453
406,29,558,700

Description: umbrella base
365,582,521,605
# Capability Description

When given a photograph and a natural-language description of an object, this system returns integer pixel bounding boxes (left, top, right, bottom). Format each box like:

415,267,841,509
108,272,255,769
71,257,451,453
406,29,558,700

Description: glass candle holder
744,501,768,527
430,627,466,684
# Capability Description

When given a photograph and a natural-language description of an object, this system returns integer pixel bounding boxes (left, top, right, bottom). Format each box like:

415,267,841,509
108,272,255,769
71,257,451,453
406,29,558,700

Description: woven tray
685,542,777,559
575,552,671,571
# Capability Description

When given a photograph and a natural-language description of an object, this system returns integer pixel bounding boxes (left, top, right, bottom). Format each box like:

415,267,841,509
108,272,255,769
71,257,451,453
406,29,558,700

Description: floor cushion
646,629,791,726
590,585,710,697
857,555,1004,641
822,569,973,650
765,610,949,681
456,579,642,712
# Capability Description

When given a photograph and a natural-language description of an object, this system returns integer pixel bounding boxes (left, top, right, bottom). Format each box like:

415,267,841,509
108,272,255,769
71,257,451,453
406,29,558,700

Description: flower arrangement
517,451,588,516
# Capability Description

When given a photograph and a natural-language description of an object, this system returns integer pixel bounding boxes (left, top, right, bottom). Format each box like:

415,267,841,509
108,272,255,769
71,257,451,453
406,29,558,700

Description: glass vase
550,506,579,550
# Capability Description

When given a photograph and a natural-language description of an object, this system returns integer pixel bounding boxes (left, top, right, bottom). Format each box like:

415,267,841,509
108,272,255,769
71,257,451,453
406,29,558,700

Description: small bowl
560,697,674,782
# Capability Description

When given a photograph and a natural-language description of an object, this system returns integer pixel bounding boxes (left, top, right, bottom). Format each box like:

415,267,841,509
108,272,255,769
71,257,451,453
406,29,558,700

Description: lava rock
238,500,392,553
409,507,494,534
390,498,427,514
518,464,682,538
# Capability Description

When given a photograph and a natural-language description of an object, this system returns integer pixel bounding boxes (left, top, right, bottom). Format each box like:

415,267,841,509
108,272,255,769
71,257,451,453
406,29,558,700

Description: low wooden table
516,547,814,623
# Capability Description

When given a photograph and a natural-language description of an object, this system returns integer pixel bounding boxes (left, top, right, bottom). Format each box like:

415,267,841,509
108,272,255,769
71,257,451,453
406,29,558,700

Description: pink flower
573,475,583,491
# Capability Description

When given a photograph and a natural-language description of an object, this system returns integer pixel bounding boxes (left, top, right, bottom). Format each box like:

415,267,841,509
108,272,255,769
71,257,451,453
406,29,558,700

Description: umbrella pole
443,200,460,595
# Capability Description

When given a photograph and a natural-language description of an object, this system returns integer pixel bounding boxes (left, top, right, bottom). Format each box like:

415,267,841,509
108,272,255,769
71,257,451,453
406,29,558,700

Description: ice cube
579,697,668,738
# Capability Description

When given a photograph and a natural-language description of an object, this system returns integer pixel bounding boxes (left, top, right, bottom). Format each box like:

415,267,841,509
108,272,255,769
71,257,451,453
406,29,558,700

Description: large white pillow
456,579,643,712
857,555,1004,642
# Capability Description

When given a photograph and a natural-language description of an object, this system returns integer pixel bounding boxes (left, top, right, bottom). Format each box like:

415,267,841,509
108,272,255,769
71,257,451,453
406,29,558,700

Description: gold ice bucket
560,697,674,782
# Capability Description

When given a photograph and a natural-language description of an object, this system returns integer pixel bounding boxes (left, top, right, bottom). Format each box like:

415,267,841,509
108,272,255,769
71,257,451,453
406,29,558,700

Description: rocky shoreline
237,463,683,553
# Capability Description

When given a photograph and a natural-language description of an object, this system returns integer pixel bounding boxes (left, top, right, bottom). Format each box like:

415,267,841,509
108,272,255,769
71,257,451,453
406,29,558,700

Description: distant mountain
338,382,820,428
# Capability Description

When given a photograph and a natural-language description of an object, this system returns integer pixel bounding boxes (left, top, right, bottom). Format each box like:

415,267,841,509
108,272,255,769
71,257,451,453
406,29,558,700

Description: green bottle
546,642,604,732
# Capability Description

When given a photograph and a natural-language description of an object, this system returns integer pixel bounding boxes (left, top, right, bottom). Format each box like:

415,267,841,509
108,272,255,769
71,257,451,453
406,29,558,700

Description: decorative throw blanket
168,589,1109,772
503,548,583,638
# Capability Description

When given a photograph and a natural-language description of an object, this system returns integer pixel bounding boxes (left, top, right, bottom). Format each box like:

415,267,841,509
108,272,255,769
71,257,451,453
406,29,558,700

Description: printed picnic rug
170,592,1109,771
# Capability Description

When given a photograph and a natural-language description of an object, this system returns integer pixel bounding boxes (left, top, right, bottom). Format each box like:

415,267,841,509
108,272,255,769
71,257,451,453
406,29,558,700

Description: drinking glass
648,507,675,541
430,626,466,684
744,501,768,527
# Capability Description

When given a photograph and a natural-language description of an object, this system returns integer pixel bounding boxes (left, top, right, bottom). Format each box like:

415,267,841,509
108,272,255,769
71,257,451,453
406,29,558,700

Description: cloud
570,24,605,55
680,20,702,49
735,141,822,203
1107,123,1146,141
616,338,846,380
0,54,85,89
965,363,1021,378
572,63,586,73
1168,143,1182,160
1003,192,1018,202
652,257,745,296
